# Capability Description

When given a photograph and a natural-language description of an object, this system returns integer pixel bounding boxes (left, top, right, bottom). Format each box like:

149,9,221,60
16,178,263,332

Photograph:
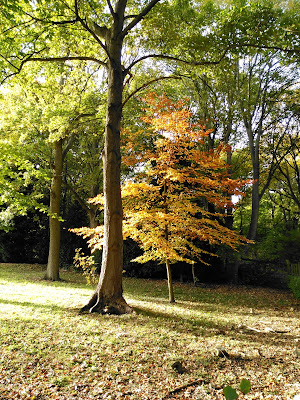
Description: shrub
288,276,300,299
73,248,99,285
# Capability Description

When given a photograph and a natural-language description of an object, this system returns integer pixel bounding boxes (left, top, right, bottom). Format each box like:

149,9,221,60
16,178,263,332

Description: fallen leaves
0,264,299,399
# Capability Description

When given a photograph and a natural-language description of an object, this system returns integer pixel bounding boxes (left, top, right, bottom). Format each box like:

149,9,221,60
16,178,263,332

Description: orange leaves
121,93,249,265
73,93,249,264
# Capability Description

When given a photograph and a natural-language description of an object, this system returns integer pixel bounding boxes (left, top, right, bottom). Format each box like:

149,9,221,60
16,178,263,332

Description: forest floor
0,263,299,400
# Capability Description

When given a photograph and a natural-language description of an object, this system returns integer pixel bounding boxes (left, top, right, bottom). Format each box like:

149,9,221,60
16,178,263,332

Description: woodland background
0,0,299,291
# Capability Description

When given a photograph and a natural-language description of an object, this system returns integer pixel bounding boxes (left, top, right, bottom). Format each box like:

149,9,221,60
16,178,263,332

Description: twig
239,324,291,334
161,378,210,399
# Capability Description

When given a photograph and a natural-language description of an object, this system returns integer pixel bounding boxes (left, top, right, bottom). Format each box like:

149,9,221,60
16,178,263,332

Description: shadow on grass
133,304,223,333
0,298,65,313
132,304,299,347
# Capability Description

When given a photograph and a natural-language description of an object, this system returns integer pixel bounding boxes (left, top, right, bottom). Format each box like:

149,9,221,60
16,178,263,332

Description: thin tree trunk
45,139,63,280
225,147,234,230
191,263,197,286
166,259,175,303
248,157,260,240
163,178,175,303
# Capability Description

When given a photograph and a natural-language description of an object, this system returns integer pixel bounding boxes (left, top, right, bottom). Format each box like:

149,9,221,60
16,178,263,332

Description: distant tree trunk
87,206,98,229
191,263,197,286
247,133,260,241
248,173,260,241
231,258,240,284
166,259,175,303
225,147,234,230
45,139,63,280
81,21,132,314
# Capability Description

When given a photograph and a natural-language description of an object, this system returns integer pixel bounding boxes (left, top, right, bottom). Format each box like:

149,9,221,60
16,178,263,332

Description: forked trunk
45,140,63,281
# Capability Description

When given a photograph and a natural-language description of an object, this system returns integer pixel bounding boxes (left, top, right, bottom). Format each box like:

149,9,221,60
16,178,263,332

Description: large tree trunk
45,140,63,280
81,19,132,314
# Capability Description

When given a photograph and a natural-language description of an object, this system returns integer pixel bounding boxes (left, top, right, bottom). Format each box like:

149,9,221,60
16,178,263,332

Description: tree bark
247,137,260,241
45,139,63,280
248,172,260,240
81,12,132,314
87,205,98,229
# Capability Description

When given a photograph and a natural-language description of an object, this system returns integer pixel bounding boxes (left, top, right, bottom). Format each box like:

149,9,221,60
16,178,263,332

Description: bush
73,248,99,285
288,276,300,299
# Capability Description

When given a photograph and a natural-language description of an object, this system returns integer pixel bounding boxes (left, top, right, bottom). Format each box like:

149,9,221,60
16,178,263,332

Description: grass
0,263,299,400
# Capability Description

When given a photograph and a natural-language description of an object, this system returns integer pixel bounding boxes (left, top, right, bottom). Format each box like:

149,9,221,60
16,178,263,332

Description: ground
0,263,299,399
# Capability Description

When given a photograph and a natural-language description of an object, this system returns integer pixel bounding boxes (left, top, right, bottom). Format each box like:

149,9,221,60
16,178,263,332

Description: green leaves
223,379,251,399
223,386,238,400
240,378,251,394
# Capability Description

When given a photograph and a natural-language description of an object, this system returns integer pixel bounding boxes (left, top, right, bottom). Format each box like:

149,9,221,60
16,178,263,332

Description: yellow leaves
88,194,104,207
73,93,250,267
119,93,250,265
122,182,155,198
70,226,104,252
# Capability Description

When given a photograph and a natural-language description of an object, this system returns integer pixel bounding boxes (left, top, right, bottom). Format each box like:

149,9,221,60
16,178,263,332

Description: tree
75,94,249,302
236,53,298,240
1,0,298,312
182,51,299,241
0,63,101,280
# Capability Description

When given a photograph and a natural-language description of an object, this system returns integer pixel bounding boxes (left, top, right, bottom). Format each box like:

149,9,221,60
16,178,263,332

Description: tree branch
1,54,106,85
24,6,108,53
124,48,229,74
122,76,182,107
65,179,91,214
235,41,300,54
23,10,78,26
74,0,79,16
62,112,96,160
72,3,108,54
106,0,115,16
122,0,161,38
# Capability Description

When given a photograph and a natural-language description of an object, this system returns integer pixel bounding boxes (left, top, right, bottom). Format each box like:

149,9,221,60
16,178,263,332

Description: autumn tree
76,94,249,303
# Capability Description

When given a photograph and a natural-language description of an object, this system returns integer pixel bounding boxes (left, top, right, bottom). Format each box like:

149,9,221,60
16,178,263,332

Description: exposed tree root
80,291,133,315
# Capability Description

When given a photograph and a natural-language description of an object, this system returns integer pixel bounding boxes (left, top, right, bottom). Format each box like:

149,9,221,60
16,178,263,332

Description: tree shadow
0,298,66,312
132,303,299,347
133,304,224,334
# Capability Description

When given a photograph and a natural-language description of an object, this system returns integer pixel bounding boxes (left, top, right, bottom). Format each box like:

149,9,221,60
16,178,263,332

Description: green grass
0,263,299,400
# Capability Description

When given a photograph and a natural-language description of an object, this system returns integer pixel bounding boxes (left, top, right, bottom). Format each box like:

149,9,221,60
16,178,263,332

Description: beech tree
75,94,249,303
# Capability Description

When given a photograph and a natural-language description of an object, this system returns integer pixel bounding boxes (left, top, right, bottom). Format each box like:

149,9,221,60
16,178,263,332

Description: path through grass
0,264,299,399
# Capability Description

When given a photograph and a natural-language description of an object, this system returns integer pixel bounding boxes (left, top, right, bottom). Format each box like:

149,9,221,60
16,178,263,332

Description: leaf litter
0,264,299,399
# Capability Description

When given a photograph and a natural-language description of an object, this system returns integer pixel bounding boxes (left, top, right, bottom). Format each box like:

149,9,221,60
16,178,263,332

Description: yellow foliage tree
74,94,249,303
